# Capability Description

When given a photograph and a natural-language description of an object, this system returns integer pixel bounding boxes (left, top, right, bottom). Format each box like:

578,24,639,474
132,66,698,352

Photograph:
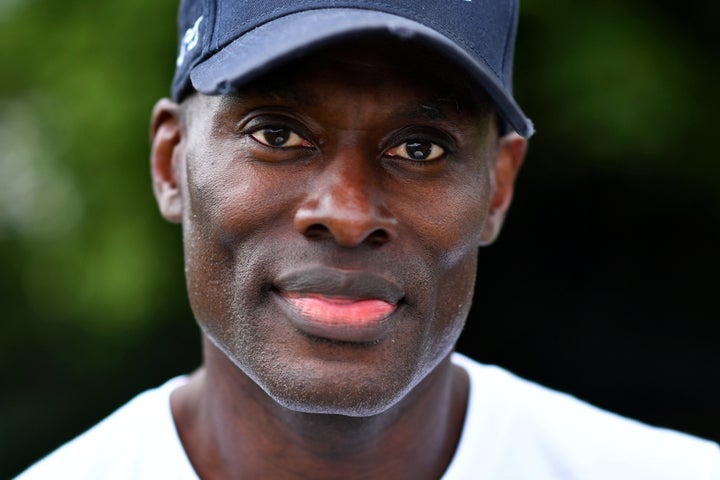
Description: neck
172,336,469,479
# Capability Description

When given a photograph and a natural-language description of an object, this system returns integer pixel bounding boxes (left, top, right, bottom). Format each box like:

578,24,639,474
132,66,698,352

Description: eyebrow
218,87,487,125
392,98,456,122
220,84,319,110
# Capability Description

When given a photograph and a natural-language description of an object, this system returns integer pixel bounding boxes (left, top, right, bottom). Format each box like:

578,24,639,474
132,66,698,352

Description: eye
386,140,445,161
250,127,312,148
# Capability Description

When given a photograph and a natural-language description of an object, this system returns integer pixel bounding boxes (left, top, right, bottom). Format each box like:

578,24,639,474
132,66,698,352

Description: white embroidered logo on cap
177,16,203,67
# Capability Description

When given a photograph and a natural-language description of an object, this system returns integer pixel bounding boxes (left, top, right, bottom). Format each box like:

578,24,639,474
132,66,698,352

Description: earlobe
479,133,527,246
150,98,184,224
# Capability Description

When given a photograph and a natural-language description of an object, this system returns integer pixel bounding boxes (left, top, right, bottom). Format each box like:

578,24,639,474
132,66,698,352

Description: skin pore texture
150,38,526,479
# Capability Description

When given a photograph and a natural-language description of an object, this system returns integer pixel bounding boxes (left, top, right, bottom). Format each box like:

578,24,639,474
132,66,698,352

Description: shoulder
447,353,720,480
15,377,197,480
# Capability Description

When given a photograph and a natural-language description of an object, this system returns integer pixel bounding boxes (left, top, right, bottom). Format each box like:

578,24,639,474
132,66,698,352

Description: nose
294,152,397,248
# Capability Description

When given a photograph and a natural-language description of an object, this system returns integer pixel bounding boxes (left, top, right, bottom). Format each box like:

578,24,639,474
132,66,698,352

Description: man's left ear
150,98,184,224
479,132,527,246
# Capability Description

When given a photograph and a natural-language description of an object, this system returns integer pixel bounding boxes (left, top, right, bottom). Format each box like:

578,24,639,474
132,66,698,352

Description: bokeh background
2,0,718,476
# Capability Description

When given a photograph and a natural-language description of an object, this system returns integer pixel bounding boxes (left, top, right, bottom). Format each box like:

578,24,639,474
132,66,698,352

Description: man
18,1,720,479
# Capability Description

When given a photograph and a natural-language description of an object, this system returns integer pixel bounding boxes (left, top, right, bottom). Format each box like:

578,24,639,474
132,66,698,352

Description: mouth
273,267,405,343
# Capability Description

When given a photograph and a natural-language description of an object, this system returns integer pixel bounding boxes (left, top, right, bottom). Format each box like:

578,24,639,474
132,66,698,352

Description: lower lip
277,293,398,343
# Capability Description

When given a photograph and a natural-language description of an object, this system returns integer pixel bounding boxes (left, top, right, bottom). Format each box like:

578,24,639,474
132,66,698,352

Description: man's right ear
150,98,183,223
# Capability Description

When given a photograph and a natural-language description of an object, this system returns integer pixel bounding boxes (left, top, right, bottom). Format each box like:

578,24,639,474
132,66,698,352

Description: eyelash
249,126,312,149
384,139,446,163
243,119,451,164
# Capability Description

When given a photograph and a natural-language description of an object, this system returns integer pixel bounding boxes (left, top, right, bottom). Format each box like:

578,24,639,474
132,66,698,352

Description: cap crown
173,0,518,100
171,0,533,137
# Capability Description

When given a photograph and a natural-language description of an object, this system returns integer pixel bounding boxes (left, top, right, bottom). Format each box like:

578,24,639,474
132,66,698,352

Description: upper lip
273,267,404,304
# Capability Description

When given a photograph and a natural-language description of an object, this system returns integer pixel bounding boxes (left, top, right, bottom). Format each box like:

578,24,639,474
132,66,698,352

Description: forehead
187,36,494,123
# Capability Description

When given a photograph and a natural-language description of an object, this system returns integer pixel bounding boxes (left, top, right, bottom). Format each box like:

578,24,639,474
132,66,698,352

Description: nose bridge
328,150,373,213
294,148,397,247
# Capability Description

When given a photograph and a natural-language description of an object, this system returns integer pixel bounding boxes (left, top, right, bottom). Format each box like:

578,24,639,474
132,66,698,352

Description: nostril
302,223,392,247
366,228,391,247
305,223,332,240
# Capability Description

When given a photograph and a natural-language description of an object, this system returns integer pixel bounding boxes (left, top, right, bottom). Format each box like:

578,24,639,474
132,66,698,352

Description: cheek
411,249,478,382
182,144,296,250
395,167,490,368
180,147,288,325
398,163,493,270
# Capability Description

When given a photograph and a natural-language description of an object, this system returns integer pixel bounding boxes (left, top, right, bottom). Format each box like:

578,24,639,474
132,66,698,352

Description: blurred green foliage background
1,0,718,476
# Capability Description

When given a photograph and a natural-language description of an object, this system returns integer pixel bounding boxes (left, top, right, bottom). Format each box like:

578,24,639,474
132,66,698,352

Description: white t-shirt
17,354,720,479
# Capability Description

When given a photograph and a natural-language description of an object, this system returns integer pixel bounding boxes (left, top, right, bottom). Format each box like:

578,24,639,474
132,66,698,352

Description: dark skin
150,39,527,479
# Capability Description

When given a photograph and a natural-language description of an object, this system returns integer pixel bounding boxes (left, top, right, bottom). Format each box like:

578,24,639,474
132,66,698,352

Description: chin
202,307,459,418
262,374,414,418
236,345,425,418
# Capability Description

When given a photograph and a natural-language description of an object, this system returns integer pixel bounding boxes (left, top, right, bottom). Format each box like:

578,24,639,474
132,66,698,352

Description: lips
274,267,404,343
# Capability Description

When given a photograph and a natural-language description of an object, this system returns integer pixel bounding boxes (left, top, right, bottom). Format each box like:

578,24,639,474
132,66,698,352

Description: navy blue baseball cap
172,0,534,138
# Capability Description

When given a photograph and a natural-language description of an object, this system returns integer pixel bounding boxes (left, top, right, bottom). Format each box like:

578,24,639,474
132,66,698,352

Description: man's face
154,39,522,416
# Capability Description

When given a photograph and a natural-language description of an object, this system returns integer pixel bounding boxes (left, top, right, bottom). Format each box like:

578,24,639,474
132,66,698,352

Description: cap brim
190,8,534,138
